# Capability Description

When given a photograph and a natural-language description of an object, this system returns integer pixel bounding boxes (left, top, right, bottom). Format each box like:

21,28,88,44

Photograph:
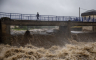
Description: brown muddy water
0,33,96,60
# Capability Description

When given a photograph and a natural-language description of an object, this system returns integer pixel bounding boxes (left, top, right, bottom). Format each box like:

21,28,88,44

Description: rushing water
0,42,96,60
1,30,96,60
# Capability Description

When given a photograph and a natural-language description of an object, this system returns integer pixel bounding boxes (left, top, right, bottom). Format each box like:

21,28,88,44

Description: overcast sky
0,0,96,16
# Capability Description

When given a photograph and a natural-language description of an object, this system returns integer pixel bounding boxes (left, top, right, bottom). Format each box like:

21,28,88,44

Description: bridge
0,12,96,44
0,12,81,21
1,12,96,26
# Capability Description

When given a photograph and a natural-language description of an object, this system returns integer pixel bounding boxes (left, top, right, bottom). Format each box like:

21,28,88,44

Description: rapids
0,42,96,60
0,33,96,60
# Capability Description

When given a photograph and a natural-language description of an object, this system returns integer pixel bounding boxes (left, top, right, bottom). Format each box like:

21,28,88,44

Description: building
81,9,96,31
81,9,96,22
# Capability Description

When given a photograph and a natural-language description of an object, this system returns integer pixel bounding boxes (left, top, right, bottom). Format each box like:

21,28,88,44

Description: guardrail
0,12,93,22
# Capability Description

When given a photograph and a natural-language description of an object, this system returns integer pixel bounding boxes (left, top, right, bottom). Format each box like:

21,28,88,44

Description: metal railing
0,12,95,22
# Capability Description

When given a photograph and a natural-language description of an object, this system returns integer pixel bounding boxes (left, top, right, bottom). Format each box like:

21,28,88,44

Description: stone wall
82,26,92,31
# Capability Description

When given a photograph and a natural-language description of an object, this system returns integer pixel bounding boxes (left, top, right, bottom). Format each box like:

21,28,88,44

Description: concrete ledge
1,20,96,26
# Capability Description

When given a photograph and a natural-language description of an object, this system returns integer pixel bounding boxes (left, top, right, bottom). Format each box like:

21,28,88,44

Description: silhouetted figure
24,30,31,37
36,12,39,20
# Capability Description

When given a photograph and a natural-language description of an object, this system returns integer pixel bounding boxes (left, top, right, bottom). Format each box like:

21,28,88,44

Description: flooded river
0,41,96,60
0,29,96,60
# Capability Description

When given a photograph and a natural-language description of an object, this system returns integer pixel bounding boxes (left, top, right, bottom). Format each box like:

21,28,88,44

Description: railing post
52,17,53,21
93,18,94,22
30,16,31,20
82,17,83,22
70,17,72,21
19,14,20,20
44,17,46,21
44,17,45,21
56,16,57,21
63,16,64,21
48,16,49,21
39,15,40,21
28,16,29,20
88,18,89,22
58,17,59,21
21,14,22,20
10,13,11,19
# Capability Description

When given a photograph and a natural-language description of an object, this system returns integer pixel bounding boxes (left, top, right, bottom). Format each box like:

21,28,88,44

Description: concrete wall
1,23,11,44
2,24,10,34
93,26,96,32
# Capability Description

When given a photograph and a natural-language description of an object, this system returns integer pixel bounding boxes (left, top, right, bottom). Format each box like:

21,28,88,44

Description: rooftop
81,9,96,16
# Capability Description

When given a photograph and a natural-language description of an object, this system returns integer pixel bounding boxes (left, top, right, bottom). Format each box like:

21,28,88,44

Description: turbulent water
1,33,96,60
1,42,96,60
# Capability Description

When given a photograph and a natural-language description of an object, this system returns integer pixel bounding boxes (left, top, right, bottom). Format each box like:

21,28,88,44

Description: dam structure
0,12,96,44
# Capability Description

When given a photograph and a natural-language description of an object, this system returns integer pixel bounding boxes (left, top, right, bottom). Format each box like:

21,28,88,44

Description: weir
1,19,96,44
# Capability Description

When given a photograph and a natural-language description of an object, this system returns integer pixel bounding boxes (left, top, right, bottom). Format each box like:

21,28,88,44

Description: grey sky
0,0,96,16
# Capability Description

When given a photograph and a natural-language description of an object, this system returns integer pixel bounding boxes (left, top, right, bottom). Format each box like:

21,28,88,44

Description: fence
0,12,91,22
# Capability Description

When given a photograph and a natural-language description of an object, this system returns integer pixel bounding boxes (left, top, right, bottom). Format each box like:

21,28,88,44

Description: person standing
36,12,39,20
